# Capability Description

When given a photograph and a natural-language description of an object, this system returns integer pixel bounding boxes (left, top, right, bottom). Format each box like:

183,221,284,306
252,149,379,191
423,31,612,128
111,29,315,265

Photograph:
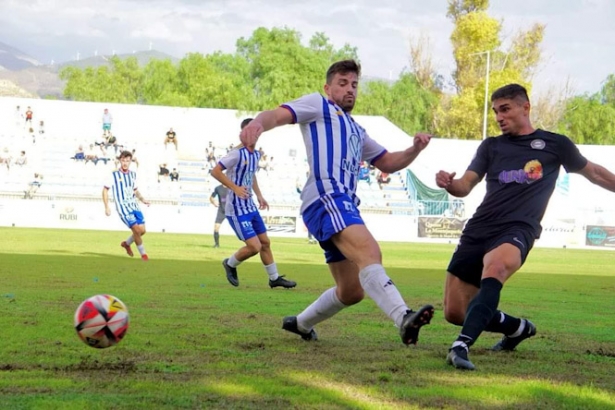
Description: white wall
2,96,615,249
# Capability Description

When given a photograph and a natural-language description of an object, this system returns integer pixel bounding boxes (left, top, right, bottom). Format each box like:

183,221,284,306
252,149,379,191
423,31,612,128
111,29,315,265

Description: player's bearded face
326,72,358,112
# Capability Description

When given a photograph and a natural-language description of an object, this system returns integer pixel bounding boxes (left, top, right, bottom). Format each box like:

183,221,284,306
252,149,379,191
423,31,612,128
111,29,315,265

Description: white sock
264,263,279,280
359,264,408,328
137,244,146,256
227,254,241,268
126,236,134,246
297,287,346,333
452,340,469,351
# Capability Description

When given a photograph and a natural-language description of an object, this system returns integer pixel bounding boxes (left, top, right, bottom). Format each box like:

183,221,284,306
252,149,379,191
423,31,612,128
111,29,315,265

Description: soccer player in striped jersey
211,118,297,289
102,150,150,261
240,59,434,344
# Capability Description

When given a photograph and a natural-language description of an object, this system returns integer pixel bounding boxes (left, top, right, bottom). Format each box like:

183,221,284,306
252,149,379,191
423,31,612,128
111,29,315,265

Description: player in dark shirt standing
210,184,229,248
437,83,615,370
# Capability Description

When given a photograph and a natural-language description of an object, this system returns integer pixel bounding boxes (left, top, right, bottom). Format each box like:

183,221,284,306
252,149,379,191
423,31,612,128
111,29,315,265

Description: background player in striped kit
211,119,297,289
240,60,434,344
102,150,150,261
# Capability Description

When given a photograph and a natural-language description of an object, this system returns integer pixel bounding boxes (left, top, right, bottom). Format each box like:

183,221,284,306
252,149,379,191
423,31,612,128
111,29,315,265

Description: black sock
456,277,503,347
485,310,522,336
214,231,219,245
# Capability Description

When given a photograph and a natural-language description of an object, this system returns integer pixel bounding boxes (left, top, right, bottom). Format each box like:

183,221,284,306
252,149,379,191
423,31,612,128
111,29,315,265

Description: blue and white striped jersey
219,147,261,217
281,92,387,212
105,169,140,216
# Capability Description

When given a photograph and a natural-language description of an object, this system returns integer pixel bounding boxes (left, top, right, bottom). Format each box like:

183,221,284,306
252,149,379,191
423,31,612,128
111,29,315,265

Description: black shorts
215,210,226,224
447,225,535,288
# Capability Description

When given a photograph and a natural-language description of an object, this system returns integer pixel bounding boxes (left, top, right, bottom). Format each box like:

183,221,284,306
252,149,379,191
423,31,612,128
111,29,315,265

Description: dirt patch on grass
58,358,137,372
586,348,615,358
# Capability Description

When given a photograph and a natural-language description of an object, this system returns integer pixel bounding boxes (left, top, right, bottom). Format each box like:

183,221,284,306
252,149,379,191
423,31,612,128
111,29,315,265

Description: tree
600,74,615,106
530,80,574,131
61,56,143,103
355,73,438,134
408,33,440,91
236,27,357,110
557,77,615,144
141,59,186,106
436,0,545,139
446,0,489,20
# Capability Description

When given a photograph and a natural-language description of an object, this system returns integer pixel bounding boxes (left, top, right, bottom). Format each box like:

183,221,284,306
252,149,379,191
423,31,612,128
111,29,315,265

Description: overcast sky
0,0,613,96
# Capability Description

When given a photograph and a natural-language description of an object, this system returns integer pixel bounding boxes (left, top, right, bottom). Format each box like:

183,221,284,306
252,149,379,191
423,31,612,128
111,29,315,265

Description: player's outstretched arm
436,170,482,198
240,107,294,149
372,133,431,173
577,161,615,192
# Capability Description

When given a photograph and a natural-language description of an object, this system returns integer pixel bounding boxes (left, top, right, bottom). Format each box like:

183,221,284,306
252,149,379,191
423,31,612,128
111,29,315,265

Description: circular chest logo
531,139,545,150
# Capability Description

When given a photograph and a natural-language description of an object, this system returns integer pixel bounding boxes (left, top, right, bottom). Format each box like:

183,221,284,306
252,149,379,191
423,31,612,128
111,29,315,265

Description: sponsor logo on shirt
498,160,543,184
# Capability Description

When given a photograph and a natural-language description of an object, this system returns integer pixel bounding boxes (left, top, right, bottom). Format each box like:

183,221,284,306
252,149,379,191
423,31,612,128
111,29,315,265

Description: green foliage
555,76,615,144
557,94,615,144
59,26,436,135
600,74,615,106
447,0,489,20
355,73,438,133
235,27,357,110
438,0,545,139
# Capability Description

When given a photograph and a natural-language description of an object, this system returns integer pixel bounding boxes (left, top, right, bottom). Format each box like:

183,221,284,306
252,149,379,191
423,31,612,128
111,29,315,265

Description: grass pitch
0,228,614,409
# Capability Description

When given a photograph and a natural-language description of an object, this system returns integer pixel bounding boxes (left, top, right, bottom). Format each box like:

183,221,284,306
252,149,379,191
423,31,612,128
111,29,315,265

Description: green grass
0,227,614,409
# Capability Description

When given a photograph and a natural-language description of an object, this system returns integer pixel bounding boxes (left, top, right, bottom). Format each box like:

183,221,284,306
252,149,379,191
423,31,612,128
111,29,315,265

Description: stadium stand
0,97,449,215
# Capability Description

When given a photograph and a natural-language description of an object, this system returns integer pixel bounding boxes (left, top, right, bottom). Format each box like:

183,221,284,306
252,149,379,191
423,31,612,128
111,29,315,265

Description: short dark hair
326,59,361,84
119,150,132,159
240,118,253,130
491,84,529,103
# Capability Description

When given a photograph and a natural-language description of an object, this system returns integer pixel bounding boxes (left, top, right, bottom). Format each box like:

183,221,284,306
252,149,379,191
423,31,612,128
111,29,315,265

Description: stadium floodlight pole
470,50,492,140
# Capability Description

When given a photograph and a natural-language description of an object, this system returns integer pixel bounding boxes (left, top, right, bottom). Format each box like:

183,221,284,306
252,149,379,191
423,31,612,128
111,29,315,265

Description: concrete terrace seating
0,96,476,214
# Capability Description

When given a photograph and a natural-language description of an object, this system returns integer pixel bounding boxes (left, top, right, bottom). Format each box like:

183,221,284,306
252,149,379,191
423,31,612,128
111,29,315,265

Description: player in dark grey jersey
437,83,615,370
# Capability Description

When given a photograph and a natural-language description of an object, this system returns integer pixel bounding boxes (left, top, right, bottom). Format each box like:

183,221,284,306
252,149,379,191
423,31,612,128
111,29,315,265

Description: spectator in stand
25,107,33,128
102,108,113,137
170,168,179,182
85,144,100,165
131,149,139,168
95,134,108,155
377,170,391,189
0,147,11,170
14,151,27,167
358,161,371,185
72,145,85,162
24,173,43,199
158,163,170,182
164,127,178,150
105,133,120,154
258,154,269,174
206,142,216,170
268,156,275,172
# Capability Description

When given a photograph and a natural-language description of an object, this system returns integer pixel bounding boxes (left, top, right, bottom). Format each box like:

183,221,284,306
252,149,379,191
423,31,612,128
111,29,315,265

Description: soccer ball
74,294,129,349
